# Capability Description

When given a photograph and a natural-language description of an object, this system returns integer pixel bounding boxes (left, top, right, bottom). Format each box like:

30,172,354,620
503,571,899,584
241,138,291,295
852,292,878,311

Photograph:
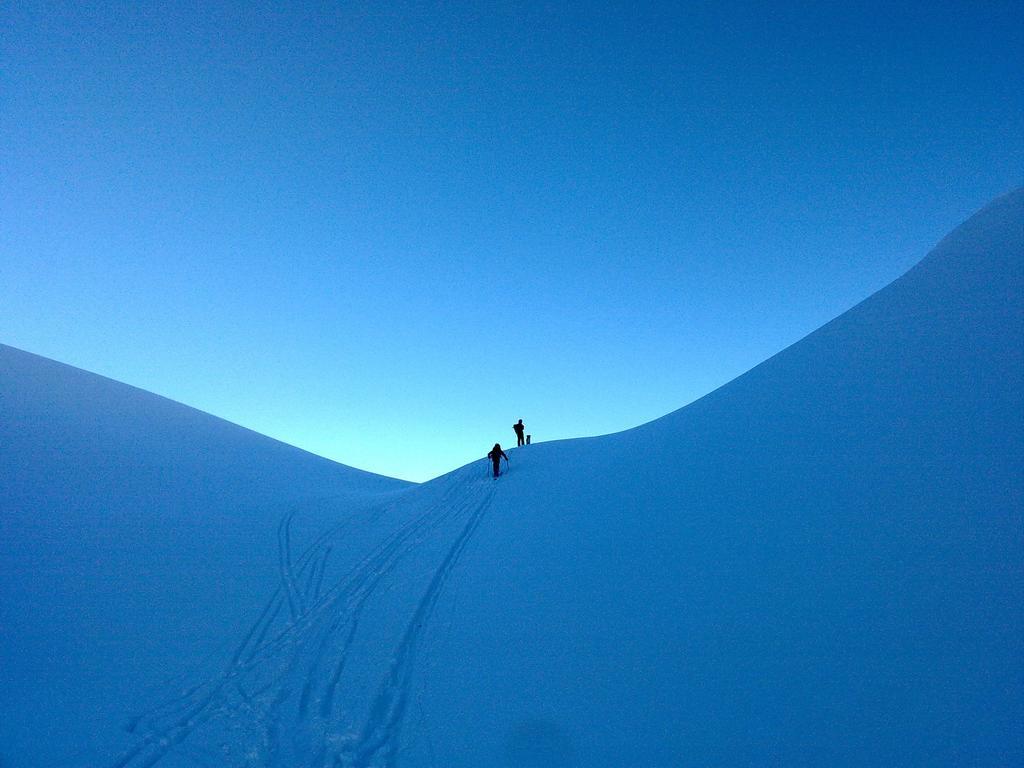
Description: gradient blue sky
3,1,1022,481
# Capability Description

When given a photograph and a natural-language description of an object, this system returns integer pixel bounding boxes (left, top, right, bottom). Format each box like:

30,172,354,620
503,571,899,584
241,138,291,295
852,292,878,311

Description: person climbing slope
513,419,526,447
488,443,509,478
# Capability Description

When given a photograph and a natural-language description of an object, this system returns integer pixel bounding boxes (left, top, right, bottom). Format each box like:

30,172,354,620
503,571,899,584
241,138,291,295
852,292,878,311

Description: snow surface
0,352,410,766
1,189,1022,767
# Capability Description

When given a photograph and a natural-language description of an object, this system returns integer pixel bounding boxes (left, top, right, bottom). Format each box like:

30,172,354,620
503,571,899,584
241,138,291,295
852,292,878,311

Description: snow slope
0,349,411,766
412,194,1022,767
2,189,1021,767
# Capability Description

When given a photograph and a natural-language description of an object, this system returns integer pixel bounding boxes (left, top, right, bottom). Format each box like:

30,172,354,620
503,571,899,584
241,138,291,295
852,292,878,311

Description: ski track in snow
349,484,494,768
107,471,496,768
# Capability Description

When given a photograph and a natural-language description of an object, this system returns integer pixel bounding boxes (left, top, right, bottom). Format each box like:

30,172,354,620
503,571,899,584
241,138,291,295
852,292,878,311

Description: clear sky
2,1,1022,482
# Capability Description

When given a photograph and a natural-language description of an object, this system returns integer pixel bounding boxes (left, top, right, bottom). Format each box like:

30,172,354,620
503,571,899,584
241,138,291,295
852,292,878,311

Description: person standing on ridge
513,419,526,447
488,443,509,478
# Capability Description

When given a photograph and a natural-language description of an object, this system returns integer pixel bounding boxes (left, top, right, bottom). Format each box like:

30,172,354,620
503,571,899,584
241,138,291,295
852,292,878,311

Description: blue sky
2,0,1022,481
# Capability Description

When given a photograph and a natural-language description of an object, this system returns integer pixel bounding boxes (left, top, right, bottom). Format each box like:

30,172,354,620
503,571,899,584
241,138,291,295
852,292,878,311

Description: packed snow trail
107,465,497,768
349,485,494,767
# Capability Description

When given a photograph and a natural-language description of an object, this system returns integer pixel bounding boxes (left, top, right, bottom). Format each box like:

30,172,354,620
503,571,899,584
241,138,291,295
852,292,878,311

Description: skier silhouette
488,443,509,478
513,419,526,447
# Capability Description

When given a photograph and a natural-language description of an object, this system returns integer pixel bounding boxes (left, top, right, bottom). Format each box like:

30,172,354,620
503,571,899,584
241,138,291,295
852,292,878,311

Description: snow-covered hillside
0,350,411,766
2,189,1021,767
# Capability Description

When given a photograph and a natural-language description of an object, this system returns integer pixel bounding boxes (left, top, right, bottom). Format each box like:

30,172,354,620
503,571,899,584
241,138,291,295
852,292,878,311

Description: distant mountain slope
0,345,411,766
0,343,409,511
